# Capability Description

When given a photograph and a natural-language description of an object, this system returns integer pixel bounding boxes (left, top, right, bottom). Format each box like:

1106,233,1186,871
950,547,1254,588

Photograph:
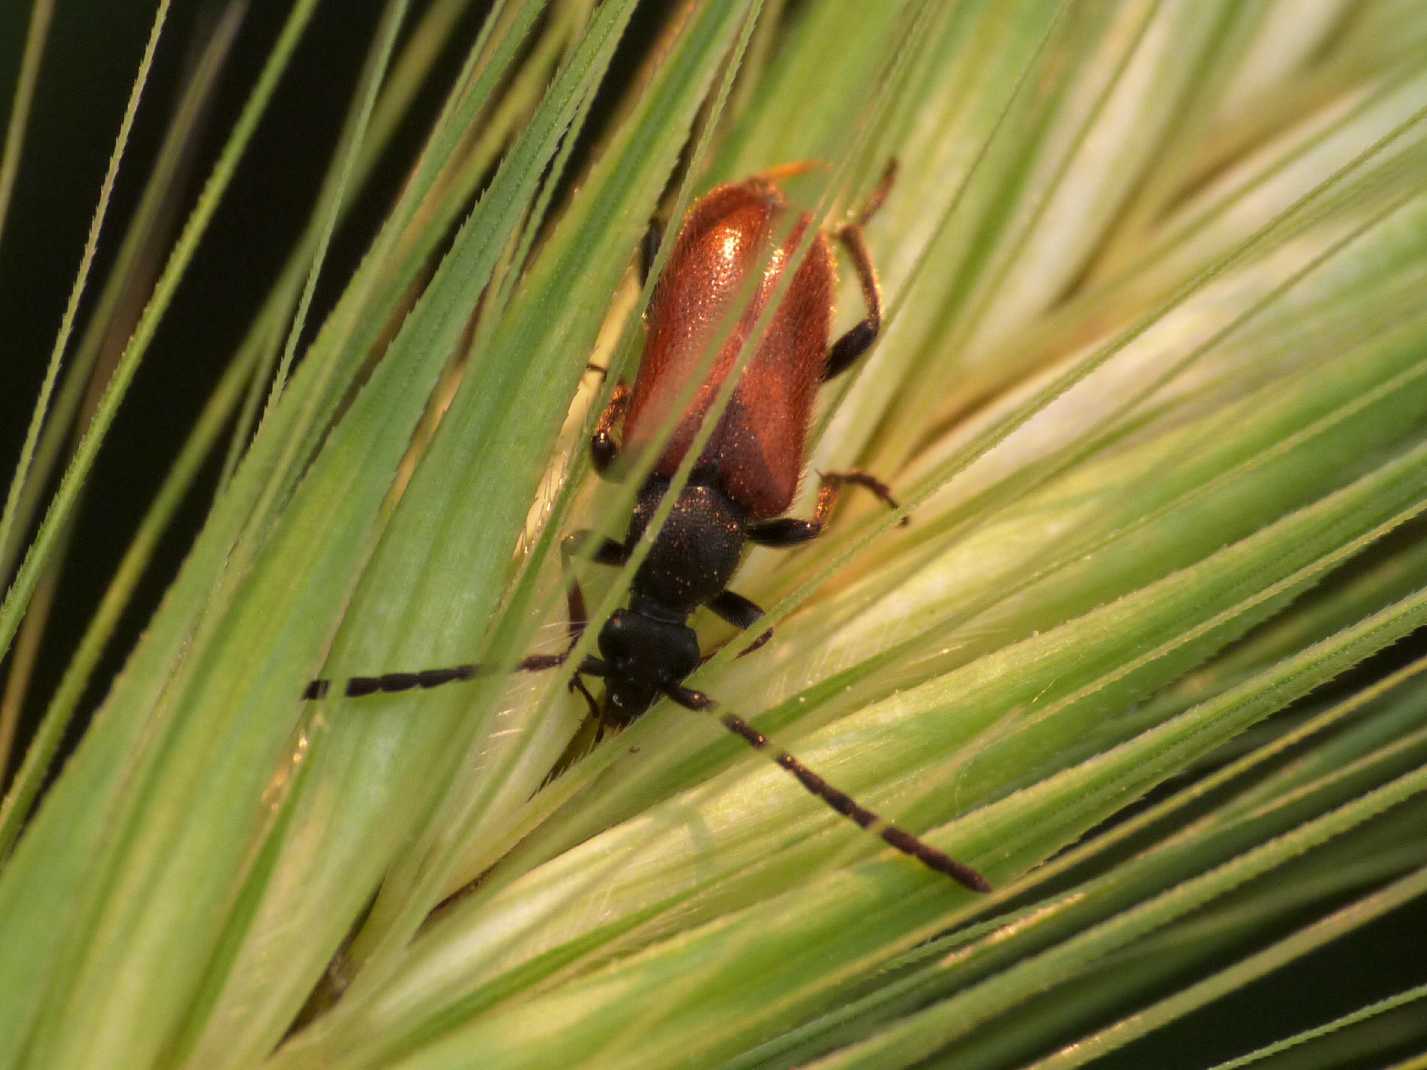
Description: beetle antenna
663,683,990,892
302,648,606,701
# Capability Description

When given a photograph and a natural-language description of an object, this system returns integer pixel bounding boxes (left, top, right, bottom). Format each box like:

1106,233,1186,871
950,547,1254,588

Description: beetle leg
704,590,773,659
560,529,631,643
591,381,631,476
516,535,624,703
564,673,600,735
565,664,616,743
539,533,623,729
745,469,907,548
640,219,663,288
566,673,599,717
823,161,896,381
822,224,882,381
661,681,990,892
696,587,776,661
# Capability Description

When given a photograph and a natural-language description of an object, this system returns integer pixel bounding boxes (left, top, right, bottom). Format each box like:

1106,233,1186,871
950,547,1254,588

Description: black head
597,607,700,726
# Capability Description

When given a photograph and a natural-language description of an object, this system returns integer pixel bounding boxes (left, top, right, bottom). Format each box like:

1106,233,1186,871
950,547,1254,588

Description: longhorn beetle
306,162,990,893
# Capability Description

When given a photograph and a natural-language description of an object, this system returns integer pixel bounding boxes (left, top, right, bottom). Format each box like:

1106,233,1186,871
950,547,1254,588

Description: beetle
306,163,990,892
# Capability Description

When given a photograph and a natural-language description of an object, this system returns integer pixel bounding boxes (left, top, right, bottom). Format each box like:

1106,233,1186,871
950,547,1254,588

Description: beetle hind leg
745,469,907,548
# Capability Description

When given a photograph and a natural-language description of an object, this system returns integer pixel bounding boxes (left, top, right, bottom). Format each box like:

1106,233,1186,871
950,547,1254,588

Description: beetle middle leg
745,469,907,550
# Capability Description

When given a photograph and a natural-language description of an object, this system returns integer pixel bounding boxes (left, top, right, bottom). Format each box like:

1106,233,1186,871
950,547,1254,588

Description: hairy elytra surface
623,176,834,519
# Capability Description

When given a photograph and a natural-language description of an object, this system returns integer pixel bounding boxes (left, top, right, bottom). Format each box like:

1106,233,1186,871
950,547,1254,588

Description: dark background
1,3,1423,1067
0,0,440,778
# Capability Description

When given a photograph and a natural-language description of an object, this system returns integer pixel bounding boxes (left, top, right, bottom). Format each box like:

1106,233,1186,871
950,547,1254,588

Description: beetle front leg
591,382,630,476
705,589,774,658
560,528,631,642
639,219,664,288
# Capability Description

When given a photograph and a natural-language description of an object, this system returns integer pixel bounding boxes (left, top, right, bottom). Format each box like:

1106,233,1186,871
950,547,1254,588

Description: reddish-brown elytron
622,176,834,517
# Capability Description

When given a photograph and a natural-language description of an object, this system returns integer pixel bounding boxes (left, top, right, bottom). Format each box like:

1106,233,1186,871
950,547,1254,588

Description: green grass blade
0,0,53,249
7,2,1427,1067
1209,982,1427,1069
0,0,170,602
